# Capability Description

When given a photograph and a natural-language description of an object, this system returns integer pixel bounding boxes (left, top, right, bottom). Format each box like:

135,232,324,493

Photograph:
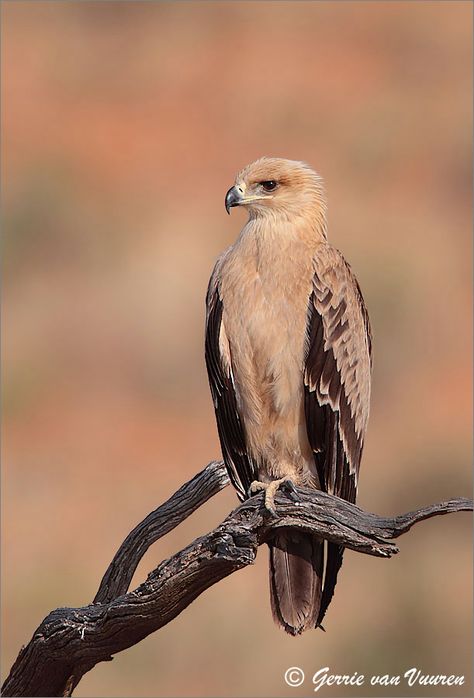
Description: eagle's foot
249,476,294,516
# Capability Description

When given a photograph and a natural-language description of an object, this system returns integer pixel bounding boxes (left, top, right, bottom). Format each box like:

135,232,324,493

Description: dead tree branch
2,460,472,697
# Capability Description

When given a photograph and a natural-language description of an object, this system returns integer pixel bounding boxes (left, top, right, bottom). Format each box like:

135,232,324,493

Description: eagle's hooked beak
225,186,242,214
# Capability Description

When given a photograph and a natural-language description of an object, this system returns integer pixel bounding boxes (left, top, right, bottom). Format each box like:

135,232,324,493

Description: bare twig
94,460,230,603
2,460,472,697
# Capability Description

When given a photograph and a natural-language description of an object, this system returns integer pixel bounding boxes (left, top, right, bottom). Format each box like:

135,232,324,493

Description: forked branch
2,460,472,697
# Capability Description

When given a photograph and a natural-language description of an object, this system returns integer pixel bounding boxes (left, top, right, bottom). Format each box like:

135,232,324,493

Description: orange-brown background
2,2,472,696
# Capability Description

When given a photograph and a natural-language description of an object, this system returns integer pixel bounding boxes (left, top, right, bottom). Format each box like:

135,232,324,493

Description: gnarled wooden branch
2,460,472,697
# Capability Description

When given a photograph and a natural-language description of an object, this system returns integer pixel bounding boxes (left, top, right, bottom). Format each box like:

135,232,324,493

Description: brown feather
269,531,323,635
304,244,372,625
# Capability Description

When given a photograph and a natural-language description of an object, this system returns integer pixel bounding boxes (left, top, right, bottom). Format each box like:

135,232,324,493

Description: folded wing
304,245,372,625
205,255,257,500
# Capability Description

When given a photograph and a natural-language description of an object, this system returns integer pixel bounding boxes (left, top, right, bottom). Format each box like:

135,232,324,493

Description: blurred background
2,1,472,696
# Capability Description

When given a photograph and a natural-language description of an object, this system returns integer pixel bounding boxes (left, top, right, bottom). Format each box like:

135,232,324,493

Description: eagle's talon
283,479,298,495
249,480,266,494
249,477,294,515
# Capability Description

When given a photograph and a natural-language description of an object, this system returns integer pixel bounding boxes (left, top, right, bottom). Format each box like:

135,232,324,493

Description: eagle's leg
249,476,294,515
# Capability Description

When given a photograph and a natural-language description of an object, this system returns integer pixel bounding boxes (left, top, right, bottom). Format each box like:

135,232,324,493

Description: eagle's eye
260,180,278,192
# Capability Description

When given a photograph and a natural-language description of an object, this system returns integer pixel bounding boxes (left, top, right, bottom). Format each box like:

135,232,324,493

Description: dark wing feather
205,259,257,501
304,245,372,626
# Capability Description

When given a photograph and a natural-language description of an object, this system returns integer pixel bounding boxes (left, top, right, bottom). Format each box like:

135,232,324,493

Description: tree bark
2,460,472,697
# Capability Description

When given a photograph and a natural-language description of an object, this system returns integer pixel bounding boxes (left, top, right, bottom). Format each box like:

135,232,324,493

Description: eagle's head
225,157,327,227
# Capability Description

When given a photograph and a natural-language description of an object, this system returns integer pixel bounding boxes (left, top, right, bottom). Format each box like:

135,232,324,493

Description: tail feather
269,530,323,635
317,542,344,627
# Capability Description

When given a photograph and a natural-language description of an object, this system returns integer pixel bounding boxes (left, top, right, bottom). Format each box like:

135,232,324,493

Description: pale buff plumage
217,221,318,486
205,157,372,635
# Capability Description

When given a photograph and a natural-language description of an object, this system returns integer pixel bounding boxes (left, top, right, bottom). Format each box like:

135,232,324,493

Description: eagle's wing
304,244,372,625
205,255,257,501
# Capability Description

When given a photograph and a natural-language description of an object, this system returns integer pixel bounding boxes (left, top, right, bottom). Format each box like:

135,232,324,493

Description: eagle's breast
218,224,318,483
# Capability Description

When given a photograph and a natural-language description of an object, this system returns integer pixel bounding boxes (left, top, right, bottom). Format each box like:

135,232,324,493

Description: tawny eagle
205,157,372,635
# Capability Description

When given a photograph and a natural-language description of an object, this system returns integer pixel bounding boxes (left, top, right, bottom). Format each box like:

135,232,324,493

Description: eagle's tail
268,530,323,635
